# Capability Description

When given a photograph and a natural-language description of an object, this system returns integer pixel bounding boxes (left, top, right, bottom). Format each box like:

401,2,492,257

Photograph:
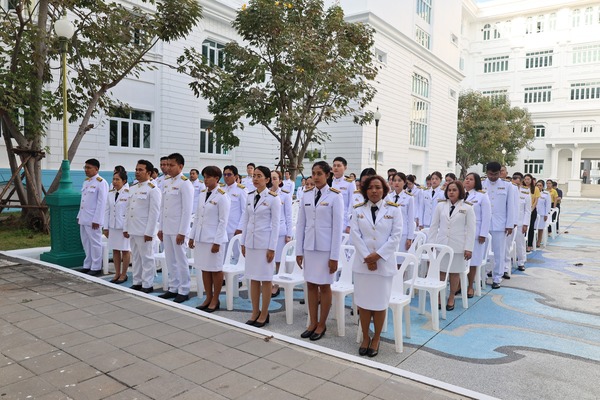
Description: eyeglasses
223,173,234,177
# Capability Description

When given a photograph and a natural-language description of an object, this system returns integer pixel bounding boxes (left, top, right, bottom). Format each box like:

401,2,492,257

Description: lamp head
373,107,381,122
54,15,75,40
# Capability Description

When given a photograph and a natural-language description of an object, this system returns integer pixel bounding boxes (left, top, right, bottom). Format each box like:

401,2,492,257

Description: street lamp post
40,14,85,268
501,148,507,164
374,107,381,173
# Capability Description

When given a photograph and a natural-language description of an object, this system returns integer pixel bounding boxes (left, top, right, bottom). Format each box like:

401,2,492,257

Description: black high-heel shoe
253,313,270,328
196,303,210,311
310,327,326,341
246,315,260,325
301,328,316,339
359,339,371,356
367,341,380,358
205,300,220,313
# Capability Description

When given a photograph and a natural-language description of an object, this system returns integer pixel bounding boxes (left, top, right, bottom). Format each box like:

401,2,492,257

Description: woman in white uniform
270,170,293,297
419,171,444,230
535,180,551,248
406,175,423,227
296,161,344,341
428,180,476,311
189,166,231,313
463,173,491,298
351,175,402,357
240,166,281,327
104,169,131,284
386,173,415,251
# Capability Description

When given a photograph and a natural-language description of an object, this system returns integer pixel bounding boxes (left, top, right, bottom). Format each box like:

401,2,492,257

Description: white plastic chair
450,257,471,309
330,245,356,336
475,234,492,297
102,234,110,274
408,231,426,254
405,244,453,331
291,200,300,226
272,240,304,324
223,234,246,310
341,233,350,245
548,207,559,239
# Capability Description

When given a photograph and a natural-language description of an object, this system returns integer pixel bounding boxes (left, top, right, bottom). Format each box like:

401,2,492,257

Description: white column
567,145,582,197
550,146,559,179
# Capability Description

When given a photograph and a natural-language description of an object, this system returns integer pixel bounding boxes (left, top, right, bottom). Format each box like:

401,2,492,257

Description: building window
374,49,387,64
536,15,545,33
572,9,581,27
370,150,384,165
202,40,225,68
482,89,508,103
412,73,430,98
573,44,600,64
585,7,593,25
109,109,152,149
570,82,600,100
526,17,534,34
525,50,553,68
482,23,491,41
548,13,557,31
200,119,227,155
524,159,544,174
416,0,431,24
415,27,431,50
493,22,501,39
410,72,429,148
524,86,552,103
483,55,509,73
534,125,546,138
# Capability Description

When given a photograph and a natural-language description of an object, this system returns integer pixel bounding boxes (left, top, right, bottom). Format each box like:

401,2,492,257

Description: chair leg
336,297,345,337
225,275,234,311
404,305,411,338
284,287,294,325
430,291,440,331
356,318,362,343
418,289,426,315
382,309,388,333
440,288,447,320
460,272,468,309
392,307,403,353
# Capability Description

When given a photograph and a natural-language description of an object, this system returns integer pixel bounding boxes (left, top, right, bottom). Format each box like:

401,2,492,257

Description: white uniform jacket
240,189,281,250
332,176,357,228
223,182,248,235
407,185,423,220
517,186,532,226
104,187,130,230
482,178,517,231
282,179,295,196
159,173,194,236
420,186,444,227
385,190,415,240
429,199,476,254
536,190,551,217
191,179,206,213
123,180,161,237
241,176,255,193
350,200,403,277
77,174,109,226
465,189,491,239
277,188,294,237
190,188,230,244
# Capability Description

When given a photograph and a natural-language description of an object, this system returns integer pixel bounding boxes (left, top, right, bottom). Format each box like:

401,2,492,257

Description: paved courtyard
2,199,600,399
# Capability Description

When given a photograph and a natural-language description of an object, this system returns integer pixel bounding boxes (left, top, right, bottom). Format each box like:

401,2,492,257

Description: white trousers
80,225,103,271
130,235,155,288
490,230,506,284
163,234,190,295
504,228,516,272
515,226,527,267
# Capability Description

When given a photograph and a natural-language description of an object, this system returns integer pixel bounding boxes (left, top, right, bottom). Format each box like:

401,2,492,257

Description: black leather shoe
455,289,461,296
141,287,154,293
487,271,492,278
446,303,455,311
359,339,371,356
254,314,269,327
246,315,259,325
173,294,190,303
158,291,178,299
518,265,525,271
204,301,220,312
116,276,128,284
197,303,210,311
310,328,326,341
299,299,305,305
502,272,511,280
87,269,102,276
109,277,119,283
271,288,281,298
492,282,501,289
130,284,143,291
301,329,315,339
367,342,379,358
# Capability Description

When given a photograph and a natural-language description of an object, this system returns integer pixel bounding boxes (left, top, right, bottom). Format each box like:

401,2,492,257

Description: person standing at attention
104,169,131,283
241,163,256,193
158,153,194,303
78,158,109,276
189,168,206,214
282,170,296,195
296,161,344,341
331,156,357,234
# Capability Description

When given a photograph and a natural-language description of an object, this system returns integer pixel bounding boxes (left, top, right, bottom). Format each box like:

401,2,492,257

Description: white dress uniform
482,177,517,284
190,188,231,271
282,178,296,196
78,174,109,271
240,188,281,281
124,180,161,289
514,186,532,268
429,199,476,273
385,190,415,250
155,174,169,191
159,172,194,295
241,176,255,193
332,175,357,229
274,188,293,263
535,190,551,229
104,186,130,251
223,182,248,240
465,189,491,267
296,185,344,285
420,186,444,228
191,179,206,214
503,181,522,273
351,199,403,311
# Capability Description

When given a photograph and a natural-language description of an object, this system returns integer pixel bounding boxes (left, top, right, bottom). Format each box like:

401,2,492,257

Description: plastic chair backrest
292,200,300,225
225,234,244,265
408,231,426,254
341,233,350,245
393,252,418,297
415,244,453,281
337,245,356,284
280,240,299,274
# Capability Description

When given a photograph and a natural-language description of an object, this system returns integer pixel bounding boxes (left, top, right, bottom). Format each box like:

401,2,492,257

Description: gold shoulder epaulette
181,175,188,181
465,201,473,206
148,182,155,188
345,177,354,182
424,187,432,190
109,189,115,192
219,182,225,187
330,187,340,194
269,190,278,197
237,183,245,189
124,189,129,192
512,182,518,186
217,188,225,194
478,189,486,193
437,199,447,202
404,190,413,196
386,201,399,207
354,201,366,208
281,189,290,194
354,189,360,194
96,177,103,182
305,188,312,192
201,189,207,192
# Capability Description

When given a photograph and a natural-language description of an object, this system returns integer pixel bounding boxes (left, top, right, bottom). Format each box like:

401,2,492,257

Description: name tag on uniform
357,214,364,219
137,195,147,199
231,193,238,197
304,203,311,206
320,202,329,206
210,200,217,205
497,187,505,190
384,215,393,219
261,201,268,207
459,209,466,214
340,187,347,190
119,198,127,202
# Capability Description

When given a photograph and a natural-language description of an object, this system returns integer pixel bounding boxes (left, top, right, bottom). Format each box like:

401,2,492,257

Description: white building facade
461,0,600,196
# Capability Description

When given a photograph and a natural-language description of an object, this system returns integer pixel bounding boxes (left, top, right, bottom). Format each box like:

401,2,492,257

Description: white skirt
535,214,547,229
448,252,470,274
274,235,287,263
303,250,335,285
245,248,275,281
469,238,486,267
193,242,225,272
107,228,130,251
354,272,393,311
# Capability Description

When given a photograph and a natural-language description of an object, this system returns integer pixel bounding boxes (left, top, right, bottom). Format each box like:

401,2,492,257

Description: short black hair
445,180,466,200
114,165,126,174
513,172,524,180
431,171,442,180
160,156,168,161
247,163,256,168
445,172,457,180
152,167,159,174
486,161,502,172
224,165,239,176
387,168,397,175
190,168,200,175
137,159,154,173
85,158,100,169
466,172,483,191
113,170,128,182
360,175,390,200
333,156,348,166
313,161,332,175
168,153,185,166
201,165,222,180
359,167,376,180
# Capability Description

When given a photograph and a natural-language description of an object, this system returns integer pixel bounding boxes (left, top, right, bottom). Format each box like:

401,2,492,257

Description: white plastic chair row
272,240,304,324
548,207,559,240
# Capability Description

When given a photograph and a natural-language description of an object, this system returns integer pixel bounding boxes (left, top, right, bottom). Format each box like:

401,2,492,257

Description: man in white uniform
282,170,296,195
77,158,109,276
222,165,247,241
155,156,169,191
189,168,206,213
124,160,161,292
331,156,356,233
158,153,194,303
241,163,256,193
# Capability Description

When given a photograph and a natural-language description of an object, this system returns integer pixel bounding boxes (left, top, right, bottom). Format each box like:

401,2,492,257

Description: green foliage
457,91,534,178
177,0,377,177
